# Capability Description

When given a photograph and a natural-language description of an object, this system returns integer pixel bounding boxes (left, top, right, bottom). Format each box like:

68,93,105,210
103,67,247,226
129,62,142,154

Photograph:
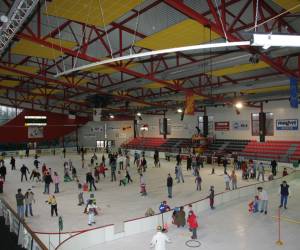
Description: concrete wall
207,100,300,140
77,100,300,147
78,120,134,148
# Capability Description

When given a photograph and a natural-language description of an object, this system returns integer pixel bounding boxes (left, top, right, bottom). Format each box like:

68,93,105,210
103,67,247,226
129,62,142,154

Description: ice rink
91,178,300,250
0,152,281,233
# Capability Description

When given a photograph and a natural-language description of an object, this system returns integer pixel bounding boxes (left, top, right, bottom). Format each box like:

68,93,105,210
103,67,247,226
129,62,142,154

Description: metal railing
0,198,48,250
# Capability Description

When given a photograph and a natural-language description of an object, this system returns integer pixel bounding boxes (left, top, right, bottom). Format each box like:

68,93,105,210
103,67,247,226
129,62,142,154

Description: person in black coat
20,164,30,182
167,174,173,198
86,172,97,191
271,160,277,176
0,164,7,181
10,156,16,170
44,172,52,194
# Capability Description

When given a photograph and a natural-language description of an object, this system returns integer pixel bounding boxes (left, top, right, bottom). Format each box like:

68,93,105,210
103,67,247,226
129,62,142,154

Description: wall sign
231,120,249,130
215,121,230,131
28,126,44,138
276,119,298,130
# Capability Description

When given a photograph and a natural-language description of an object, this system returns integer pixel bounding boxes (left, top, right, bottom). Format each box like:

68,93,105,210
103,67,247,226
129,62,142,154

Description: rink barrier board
0,198,48,250
55,171,298,250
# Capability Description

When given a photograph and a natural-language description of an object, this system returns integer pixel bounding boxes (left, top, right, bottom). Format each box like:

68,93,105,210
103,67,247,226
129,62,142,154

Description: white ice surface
0,152,292,237
87,179,300,250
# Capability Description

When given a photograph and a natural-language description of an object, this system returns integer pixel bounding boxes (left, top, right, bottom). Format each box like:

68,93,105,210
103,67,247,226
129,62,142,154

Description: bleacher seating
241,140,298,161
207,139,250,153
122,137,203,152
123,137,167,151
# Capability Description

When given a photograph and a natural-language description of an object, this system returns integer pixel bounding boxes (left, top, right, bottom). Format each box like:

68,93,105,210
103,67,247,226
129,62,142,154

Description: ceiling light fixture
55,41,250,77
251,33,300,48
235,102,243,109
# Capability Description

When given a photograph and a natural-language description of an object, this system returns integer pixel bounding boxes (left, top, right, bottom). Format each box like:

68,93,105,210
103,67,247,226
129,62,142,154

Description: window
251,112,274,136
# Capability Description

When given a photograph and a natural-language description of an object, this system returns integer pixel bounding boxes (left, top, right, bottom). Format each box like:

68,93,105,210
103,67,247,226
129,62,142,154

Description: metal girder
0,63,164,108
164,0,297,78
0,0,39,55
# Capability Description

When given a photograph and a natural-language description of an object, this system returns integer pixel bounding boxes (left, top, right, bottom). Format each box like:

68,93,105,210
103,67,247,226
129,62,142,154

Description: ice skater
195,174,202,191
257,187,268,214
208,186,215,209
140,173,147,196
86,200,97,226
187,210,198,239
166,174,173,198
150,226,171,250
279,181,290,209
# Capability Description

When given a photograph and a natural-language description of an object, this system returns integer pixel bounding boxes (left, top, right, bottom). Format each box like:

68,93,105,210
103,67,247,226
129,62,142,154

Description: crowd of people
0,148,294,249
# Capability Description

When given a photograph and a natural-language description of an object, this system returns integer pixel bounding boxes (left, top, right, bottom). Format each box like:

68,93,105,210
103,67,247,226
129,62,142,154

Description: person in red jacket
187,210,198,239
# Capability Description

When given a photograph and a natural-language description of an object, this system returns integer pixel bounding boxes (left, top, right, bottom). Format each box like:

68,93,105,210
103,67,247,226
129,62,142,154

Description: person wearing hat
150,225,171,250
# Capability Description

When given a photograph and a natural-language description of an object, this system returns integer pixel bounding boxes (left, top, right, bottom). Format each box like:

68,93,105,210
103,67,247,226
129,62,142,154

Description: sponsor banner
28,126,44,138
90,127,103,133
185,92,195,115
231,120,249,130
276,119,298,130
215,121,230,131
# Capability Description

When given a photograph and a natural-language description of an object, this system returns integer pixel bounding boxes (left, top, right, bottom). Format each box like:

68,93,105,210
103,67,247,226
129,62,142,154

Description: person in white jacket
86,200,97,226
257,187,268,214
150,226,171,250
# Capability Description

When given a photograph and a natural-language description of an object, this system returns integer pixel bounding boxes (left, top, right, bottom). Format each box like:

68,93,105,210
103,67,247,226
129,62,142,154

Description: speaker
133,119,137,138
259,112,266,142
203,115,208,137
163,118,168,139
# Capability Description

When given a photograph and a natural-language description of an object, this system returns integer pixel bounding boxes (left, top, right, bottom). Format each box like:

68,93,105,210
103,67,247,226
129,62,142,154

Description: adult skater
187,210,198,239
62,148,66,158
150,226,171,250
176,163,184,183
109,156,117,182
47,195,58,217
20,164,30,182
24,189,35,217
86,172,97,191
257,187,268,214
257,162,265,181
231,170,237,190
154,150,160,167
208,186,215,209
0,164,7,181
166,174,173,198
53,172,60,193
279,180,290,209
271,159,277,176
0,176,4,193
44,171,53,194
10,156,16,170
16,188,25,220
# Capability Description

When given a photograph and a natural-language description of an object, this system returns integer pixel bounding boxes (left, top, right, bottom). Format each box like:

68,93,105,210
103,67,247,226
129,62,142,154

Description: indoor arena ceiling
0,0,300,117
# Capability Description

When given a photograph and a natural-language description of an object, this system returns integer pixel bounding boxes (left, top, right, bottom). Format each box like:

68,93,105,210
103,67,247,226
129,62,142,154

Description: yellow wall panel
0,80,20,88
0,65,39,77
143,81,175,89
135,19,220,50
211,62,269,77
46,0,142,27
241,85,296,94
274,0,300,13
11,38,76,59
